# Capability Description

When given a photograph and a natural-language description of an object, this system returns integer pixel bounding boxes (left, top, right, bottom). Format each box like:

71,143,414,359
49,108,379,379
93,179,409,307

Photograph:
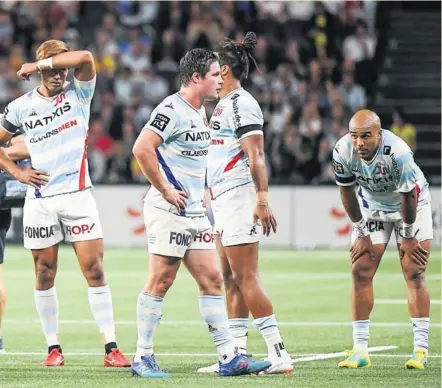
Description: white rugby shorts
351,203,433,245
211,183,259,247
144,205,215,258
23,189,103,249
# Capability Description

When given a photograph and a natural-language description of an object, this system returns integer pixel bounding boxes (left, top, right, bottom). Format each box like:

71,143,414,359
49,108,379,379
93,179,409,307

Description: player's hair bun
242,32,257,53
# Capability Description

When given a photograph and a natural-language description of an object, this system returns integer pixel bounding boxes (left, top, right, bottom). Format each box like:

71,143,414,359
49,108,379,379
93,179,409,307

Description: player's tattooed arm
400,187,417,226
400,188,428,265
133,129,187,211
240,134,277,235
17,50,95,82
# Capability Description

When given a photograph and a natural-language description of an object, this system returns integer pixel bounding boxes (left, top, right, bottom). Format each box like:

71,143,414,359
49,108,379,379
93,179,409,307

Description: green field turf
0,246,440,387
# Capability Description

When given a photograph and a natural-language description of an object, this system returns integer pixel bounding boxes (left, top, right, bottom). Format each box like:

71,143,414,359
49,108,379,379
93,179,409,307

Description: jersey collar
175,93,204,115
33,81,70,102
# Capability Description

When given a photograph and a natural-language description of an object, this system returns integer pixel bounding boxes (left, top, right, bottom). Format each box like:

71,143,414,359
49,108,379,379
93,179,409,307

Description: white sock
88,285,116,344
199,295,236,363
135,292,163,362
34,287,59,347
411,317,430,351
352,320,370,351
229,318,249,355
254,314,288,360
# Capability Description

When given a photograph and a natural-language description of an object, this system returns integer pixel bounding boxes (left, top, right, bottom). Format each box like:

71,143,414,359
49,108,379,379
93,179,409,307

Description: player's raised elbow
80,51,94,65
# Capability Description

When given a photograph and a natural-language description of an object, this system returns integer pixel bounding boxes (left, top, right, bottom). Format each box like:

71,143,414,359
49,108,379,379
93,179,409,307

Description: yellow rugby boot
338,349,371,369
405,348,428,370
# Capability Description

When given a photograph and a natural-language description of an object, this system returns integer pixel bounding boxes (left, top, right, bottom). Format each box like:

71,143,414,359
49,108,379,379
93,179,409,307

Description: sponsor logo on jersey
232,97,241,128
374,161,390,175
210,120,220,130
332,159,345,174
390,153,400,181
212,107,223,117
54,92,66,107
29,120,78,143
165,102,174,109
24,226,55,239
181,150,208,157
383,145,391,155
169,231,192,246
24,102,72,131
150,113,170,132
184,131,210,142
211,139,224,145
356,174,393,188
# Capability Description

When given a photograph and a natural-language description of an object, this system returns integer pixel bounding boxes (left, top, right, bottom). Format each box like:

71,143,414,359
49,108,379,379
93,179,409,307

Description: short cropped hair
179,48,219,87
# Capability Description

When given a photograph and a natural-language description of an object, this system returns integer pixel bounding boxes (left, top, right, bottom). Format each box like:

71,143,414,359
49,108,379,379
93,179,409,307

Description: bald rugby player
333,109,433,370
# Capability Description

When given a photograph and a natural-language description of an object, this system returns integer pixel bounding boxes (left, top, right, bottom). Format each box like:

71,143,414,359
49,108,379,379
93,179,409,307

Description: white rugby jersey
333,130,430,212
1,76,95,199
143,93,210,217
206,87,263,199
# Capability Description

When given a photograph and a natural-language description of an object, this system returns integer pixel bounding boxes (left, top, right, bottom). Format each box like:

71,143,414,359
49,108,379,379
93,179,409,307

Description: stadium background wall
6,186,441,249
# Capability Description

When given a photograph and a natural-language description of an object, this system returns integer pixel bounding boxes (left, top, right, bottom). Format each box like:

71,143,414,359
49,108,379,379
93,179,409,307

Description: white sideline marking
292,346,397,363
4,319,441,328
377,299,441,305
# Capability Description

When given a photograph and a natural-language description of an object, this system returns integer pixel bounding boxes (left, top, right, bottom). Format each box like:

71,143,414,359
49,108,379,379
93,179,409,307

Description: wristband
353,218,369,237
402,222,415,239
37,57,53,71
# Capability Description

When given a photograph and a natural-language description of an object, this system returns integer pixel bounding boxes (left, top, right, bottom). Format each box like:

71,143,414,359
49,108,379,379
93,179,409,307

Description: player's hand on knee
253,203,277,236
17,168,50,189
349,236,375,264
400,237,428,266
162,187,188,212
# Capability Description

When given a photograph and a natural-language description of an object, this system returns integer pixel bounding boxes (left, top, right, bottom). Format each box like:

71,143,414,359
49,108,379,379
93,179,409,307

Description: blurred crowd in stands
0,1,401,185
